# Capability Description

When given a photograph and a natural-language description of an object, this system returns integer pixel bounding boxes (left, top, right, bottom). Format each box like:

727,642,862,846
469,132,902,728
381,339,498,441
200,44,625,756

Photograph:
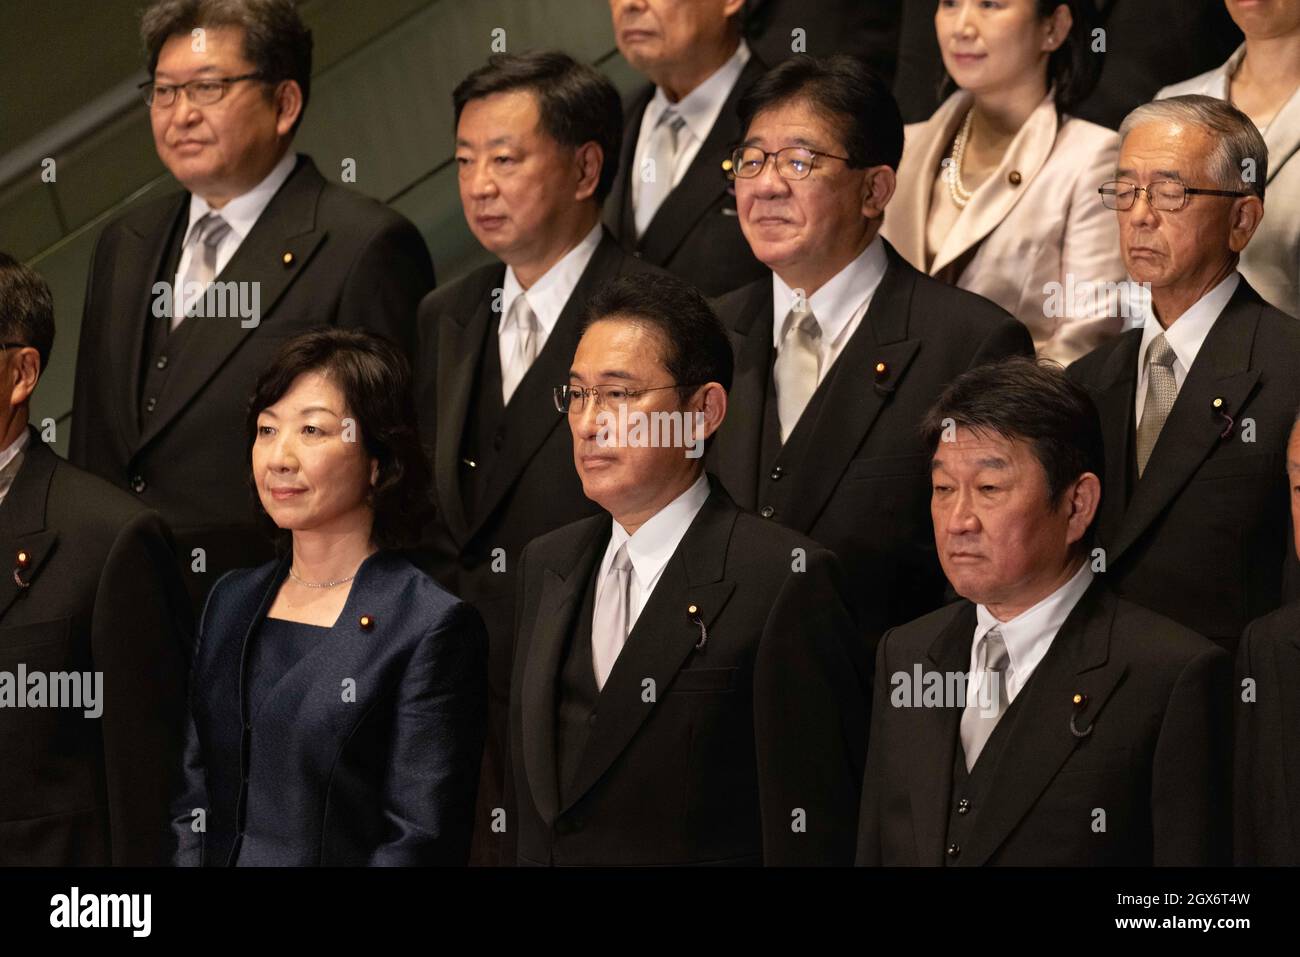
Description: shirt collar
501,221,604,338
772,234,888,348
1137,271,1240,374
607,472,711,587
0,427,31,476
186,149,298,243
646,39,751,145
973,560,1095,686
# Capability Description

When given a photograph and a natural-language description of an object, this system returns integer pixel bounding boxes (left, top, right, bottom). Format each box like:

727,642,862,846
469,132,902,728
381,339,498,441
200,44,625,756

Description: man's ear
861,165,896,221
1065,471,1102,548
1227,195,1264,253
7,347,40,410
574,141,604,203
692,382,728,441
274,79,304,137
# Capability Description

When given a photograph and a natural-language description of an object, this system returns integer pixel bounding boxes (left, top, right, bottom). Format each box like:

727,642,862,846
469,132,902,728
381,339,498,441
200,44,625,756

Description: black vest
138,211,192,430
943,689,1029,865
556,561,602,808
459,318,507,521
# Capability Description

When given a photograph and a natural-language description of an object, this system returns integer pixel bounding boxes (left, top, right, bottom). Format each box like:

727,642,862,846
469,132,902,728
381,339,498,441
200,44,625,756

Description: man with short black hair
71,0,434,613
858,357,1230,866
0,253,191,866
505,272,866,865
415,50,661,864
710,54,1033,650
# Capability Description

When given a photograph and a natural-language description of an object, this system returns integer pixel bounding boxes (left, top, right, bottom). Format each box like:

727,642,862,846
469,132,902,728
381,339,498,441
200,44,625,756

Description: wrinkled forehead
1117,120,1215,180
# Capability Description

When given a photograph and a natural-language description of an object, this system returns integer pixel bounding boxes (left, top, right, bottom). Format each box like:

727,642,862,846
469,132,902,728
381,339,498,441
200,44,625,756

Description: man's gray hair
1118,94,1268,202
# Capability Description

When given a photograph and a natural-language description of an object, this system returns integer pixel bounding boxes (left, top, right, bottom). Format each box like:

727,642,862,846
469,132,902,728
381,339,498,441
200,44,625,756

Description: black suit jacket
603,54,769,296
745,0,900,83
173,550,486,866
505,477,867,865
412,229,660,860
1066,279,1300,650
709,242,1033,644
0,426,190,865
69,154,435,613
1234,599,1300,865
857,583,1231,865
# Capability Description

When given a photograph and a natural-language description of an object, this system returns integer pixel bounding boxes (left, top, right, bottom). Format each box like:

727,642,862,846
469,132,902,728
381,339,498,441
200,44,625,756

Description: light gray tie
960,628,1011,771
175,213,231,329
773,306,821,443
1135,333,1178,478
635,107,687,238
591,543,634,691
500,294,540,404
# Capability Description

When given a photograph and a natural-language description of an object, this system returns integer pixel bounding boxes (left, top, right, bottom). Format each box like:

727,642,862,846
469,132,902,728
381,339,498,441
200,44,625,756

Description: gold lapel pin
687,604,707,651
14,549,32,590
1069,691,1094,738
359,614,375,631
282,251,295,267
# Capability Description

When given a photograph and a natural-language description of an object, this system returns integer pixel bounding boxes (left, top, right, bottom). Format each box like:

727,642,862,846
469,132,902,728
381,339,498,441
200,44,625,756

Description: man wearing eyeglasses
69,0,434,614
504,272,866,865
1067,94,1300,656
708,55,1033,655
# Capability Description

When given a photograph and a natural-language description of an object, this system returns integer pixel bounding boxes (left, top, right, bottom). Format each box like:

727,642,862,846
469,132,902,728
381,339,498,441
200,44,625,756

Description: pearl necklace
945,109,975,209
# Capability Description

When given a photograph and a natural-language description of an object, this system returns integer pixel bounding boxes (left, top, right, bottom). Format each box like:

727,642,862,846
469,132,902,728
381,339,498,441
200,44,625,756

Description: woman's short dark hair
453,51,623,204
141,0,313,133
938,1,1102,114
245,328,432,550
920,357,1104,543
581,273,734,401
0,252,55,373
737,54,904,170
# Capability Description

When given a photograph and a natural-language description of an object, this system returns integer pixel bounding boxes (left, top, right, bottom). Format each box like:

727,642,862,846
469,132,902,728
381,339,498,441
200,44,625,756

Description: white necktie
500,294,540,404
175,213,231,330
960,628,1012,771
592,544,634,691
772,306,821,443
635,107,687,238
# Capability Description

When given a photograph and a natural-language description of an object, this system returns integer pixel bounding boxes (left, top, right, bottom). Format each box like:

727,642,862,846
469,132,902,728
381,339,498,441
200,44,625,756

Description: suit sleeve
855,627,895,865
1151,644,1232,865
498,541,532,866
753,547,870,865
91,508,192,865
336,214,435,357
369,600,488,866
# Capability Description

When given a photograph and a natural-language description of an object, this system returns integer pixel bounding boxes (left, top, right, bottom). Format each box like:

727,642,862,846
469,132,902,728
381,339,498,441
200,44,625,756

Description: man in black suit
414,52,661,865
858,358,1230,866
1234,412,1300,865
69,0,434,613
709,55,1033,647
1068,95,1300,654
604,0,769,295
744,0,900,84
0,254,190,865
506,274,866,865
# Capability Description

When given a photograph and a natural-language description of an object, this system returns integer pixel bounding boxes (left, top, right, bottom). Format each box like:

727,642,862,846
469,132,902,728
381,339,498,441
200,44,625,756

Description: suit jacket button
1008,170,1022,186
155,355,168,370
633,250,643,259
145,396,158,413
947,843,961,858
957,798,970,815
759,505,774,518
769,466,783,481
130,475,147,494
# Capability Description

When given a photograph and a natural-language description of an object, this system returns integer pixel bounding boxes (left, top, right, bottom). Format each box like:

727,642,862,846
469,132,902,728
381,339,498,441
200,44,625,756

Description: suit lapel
1090,331,1140,546
112,196,188,452
435,268,503,546
561,483,738,813
466,235,624,540
961,585,1127,866
135,155,328,455
908,602,976,864
605,86,653,248
1110,289,1262,565
520,518,608,825
1264,87,1300,187
779,245,923,533
635,55,764,266
889,93,966,270
710,279,773,511
0,431,59,624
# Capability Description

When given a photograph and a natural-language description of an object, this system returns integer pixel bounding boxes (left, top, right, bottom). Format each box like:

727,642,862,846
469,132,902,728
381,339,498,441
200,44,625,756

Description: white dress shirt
771,234,889,386
631,40,751,219
0,428,31,507
498,220,603,400
969,560,1095,704
593,472,711,634
174,149,298,307
1133,271,1240,425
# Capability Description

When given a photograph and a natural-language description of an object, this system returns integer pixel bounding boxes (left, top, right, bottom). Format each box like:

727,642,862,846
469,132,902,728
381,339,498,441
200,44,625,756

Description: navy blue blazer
172,550,487,865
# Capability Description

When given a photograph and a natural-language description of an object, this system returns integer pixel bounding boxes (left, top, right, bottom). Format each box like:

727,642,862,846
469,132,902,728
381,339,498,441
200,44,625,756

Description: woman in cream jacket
883,0,1127,365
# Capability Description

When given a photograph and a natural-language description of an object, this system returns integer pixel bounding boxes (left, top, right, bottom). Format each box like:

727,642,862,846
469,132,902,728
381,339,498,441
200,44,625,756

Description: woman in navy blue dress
173,328,486,865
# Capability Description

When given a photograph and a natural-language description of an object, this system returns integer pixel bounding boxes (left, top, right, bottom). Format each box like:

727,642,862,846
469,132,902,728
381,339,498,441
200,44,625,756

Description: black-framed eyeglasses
727,145,852,181
139,73,266,108
1098,179,1249,212
553,383,692,414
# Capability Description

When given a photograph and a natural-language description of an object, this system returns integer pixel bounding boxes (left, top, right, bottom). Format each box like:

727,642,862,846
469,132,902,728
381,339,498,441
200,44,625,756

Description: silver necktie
175,213,232,329
591,543,634,691
960,627,1012,771
773,306,821,443
1135,333,1178,477
635,107,687,238
500,294,540,404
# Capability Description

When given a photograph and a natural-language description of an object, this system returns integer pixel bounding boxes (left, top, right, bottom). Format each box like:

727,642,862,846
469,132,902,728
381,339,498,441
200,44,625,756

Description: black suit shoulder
417,260,504,324
1108,594,1228,670
1240,598,1300,652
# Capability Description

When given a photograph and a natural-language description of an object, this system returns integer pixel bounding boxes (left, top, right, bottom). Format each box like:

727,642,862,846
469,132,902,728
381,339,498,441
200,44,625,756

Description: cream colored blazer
882,90,1126,365
1158,45,1300,319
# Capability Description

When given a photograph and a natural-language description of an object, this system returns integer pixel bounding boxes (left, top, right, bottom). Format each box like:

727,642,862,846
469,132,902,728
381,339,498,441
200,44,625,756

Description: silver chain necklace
289,567,357,589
